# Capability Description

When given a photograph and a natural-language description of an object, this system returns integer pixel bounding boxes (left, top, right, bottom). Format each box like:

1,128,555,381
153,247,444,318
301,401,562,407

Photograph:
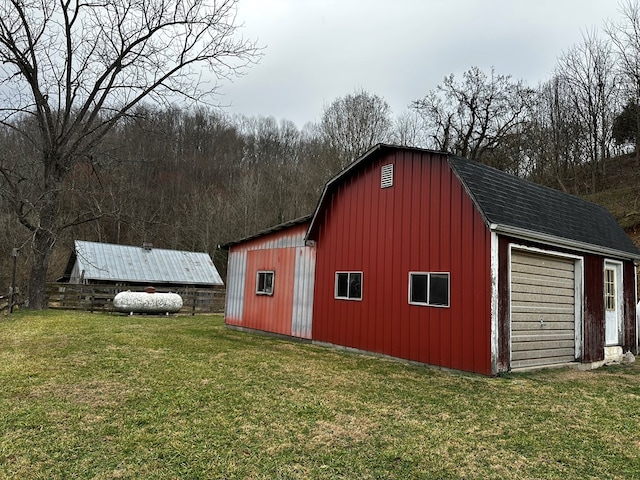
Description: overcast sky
219,0,623,128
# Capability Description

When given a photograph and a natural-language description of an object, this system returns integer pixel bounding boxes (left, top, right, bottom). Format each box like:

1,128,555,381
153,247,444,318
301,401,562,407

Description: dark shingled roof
449,156,640,258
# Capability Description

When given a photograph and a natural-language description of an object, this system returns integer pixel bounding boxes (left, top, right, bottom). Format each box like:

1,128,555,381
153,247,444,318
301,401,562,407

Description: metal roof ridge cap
491,223,640,260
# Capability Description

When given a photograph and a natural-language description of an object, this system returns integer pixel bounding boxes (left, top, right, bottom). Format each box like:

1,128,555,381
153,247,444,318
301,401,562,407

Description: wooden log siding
46,283,225,314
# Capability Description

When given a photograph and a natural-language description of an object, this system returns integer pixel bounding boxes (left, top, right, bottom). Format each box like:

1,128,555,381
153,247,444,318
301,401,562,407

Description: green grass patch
1,311,640,479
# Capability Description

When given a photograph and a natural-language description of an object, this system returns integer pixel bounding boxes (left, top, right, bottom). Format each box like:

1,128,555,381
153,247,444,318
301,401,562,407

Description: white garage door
510,250,577,370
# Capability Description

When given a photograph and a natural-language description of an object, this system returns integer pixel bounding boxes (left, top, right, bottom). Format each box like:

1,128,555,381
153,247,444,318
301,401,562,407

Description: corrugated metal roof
73,240,224,286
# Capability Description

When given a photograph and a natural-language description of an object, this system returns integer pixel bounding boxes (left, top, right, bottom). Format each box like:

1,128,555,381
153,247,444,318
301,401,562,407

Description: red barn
225,145,640,375
225,217,315,339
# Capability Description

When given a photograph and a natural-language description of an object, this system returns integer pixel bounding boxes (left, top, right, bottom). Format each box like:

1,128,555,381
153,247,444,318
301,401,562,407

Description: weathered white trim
291,246,316,339
491,223,640,262
604,259,624,348
508,243,584,367
633,263,640,352
225,250,247,320
490,232,500,374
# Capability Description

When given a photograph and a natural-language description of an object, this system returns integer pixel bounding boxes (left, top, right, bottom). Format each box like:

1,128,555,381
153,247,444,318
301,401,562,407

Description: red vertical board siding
449,177,465,370
226,222,309,337
439,164,452,367
383,163,394,356
353,173,364,349
242,248,295,336
312,151,492,375
427,159,441,366
473,208,489,371
390,153,404,359
623,261,637,353
408,156,422,361
417,159,430,363
583,255,604,363
460,183,477,372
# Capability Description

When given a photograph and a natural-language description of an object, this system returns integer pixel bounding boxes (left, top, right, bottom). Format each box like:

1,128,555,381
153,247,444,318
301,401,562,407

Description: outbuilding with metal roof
64,240,223,288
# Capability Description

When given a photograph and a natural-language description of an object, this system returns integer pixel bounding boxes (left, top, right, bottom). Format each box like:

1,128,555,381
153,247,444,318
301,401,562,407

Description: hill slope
581,154,640,248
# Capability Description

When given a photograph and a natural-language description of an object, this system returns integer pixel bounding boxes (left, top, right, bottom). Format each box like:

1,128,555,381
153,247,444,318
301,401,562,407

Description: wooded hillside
1,102,638,297
2,0,640,306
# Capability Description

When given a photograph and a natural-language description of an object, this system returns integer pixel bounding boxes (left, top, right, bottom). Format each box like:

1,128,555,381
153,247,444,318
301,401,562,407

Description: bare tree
318,89,393,171
522,77,586,192
606,0,640,162
555,28,619,192
391,110,428,148
411,66,535,170
0,0,259,308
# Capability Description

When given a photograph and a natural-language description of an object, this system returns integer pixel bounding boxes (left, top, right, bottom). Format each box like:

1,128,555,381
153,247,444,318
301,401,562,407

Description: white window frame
408,272,450,308
256,270,274,296
334,271,363,301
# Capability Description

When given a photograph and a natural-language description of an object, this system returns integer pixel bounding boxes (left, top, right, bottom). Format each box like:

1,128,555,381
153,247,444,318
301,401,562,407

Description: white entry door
604,261,623,346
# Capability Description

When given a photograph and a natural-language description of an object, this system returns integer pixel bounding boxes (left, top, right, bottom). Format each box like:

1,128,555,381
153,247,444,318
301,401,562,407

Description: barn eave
490,223,640,262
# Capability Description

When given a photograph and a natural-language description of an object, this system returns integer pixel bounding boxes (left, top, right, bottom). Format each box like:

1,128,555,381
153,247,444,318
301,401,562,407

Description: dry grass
1,310,640,479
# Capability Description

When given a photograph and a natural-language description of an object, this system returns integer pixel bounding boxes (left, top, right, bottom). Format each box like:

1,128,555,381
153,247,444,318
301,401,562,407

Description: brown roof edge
220,214,313,250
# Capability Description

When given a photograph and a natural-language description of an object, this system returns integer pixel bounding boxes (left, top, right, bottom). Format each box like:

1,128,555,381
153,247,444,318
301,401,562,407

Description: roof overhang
221,214,312,249
490,223,640,262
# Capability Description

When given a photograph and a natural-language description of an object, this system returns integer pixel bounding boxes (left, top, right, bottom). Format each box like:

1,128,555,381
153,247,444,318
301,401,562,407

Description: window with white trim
335,272,362,300
409,272,450,307
605,268,616,311
256,271,274,295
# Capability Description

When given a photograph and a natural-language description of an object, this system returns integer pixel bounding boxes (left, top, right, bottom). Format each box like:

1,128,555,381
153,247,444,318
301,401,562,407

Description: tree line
1,0,639,308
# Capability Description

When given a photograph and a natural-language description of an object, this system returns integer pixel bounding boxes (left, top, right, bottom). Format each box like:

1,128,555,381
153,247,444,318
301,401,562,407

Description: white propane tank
113,287,183,314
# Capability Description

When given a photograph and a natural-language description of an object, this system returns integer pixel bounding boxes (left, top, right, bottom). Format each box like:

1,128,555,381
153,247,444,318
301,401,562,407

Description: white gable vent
381,164,394,188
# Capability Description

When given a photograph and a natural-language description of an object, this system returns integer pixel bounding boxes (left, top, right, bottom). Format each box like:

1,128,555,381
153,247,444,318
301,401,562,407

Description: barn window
335,272,362,300
381,164,394,188
256,271,274,295
605,268,616,310
409,272,450,307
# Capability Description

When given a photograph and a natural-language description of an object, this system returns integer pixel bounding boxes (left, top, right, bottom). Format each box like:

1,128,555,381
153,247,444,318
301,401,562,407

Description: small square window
409,272,450,307
335,272,362,300
256,271,274,295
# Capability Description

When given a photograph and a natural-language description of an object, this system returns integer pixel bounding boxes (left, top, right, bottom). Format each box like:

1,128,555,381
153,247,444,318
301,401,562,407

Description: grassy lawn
1,311,640,479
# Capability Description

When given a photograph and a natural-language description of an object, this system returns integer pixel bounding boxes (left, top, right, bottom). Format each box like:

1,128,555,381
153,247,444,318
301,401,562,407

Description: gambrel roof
307,144,640,260
65,240,224,286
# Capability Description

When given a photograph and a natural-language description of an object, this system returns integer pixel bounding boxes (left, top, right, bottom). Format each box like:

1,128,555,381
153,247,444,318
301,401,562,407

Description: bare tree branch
0,0,260,308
